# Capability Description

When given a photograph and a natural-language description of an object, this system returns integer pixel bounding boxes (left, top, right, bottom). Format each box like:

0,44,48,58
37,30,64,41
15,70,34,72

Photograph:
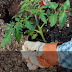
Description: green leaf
40,5,48,9
34,0,40,4
18,14,22,18
10,21,15,25
19,22,23,28
20,1,26,5
18,9,25,14
21,3,29,10
0,30,11,47
46,9,50,16
48,2,58,10
62,0,70,10
24,21,34,31
24,30,34,36
30,9,37,14
69,10,72,15
39,13,47,23
59,6,62,11
15,18,20,21
15,24,21,44
12,29,16,40
49,12,58,27
55,40,58,42
32,34,38,39
59,11,67,28
12,15,18,19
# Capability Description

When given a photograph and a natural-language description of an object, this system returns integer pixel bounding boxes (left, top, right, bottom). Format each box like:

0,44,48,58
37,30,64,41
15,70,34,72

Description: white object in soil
67,24,69,27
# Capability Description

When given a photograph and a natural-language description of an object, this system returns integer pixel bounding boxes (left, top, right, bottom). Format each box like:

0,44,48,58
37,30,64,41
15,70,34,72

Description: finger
27,62,37,70
24,41,43,51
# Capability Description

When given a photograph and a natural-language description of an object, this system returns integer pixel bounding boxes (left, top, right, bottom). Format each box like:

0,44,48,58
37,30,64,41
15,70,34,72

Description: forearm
56,40,72,69
21,40,72,70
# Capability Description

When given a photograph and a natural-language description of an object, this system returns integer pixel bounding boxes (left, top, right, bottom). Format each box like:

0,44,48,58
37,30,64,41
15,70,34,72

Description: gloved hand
21,41,59,70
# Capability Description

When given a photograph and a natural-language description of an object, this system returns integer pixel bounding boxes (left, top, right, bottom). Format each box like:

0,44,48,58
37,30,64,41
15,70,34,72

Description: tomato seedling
0,0,72,47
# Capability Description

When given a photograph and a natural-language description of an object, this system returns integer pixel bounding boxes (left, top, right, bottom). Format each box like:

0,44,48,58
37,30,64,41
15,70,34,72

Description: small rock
67,24,69,27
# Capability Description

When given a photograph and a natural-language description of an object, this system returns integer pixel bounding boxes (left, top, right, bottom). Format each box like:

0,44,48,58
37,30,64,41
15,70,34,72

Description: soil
0,0,72,72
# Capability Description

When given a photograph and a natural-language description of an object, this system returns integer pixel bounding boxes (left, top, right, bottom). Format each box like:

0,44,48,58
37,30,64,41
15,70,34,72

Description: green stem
34,14,46,42
41,18,49,28
39,28,46,42
34,14,40,28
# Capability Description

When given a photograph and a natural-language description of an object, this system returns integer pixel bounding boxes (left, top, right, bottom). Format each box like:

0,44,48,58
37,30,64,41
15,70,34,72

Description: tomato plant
0,0,72,47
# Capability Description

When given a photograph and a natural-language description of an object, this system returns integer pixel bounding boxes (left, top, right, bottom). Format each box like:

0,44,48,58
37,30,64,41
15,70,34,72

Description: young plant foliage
0,0,71,47
59,12,67,28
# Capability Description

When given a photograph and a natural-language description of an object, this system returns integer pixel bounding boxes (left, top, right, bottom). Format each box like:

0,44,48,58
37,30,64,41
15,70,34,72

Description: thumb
24,41,44,51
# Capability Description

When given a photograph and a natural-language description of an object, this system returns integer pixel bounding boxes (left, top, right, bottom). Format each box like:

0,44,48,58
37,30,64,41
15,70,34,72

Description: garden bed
0,19,72,72
0,0,72,72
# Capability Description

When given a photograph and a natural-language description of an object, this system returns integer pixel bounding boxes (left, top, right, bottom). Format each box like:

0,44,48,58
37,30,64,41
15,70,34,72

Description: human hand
21,41,59,70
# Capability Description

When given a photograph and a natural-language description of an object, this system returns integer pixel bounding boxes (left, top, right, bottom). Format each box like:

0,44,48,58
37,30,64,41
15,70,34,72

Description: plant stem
41,18,49,28
34,14,40,28
34,14,46,42
39,28,46,42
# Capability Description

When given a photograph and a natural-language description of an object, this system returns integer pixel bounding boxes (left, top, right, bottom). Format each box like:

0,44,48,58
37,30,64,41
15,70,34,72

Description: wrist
36,42,59,67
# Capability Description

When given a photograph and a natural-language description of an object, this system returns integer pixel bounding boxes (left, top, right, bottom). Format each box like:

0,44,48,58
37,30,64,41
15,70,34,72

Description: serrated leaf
15,24,21,44
49,12,58,27
18,9,25,14
34,0,40,4
46,9,50,16
10,21,15,25
48,2,58,10
0,30,11,47
21,3,29,10
12,15,18,19
39,13,47,23
32,34,37,39
59,6,62,11
24,30,34,36
40,5,48,9
18,14,22,18
15,18,20,21
30,9,37,15
18,22,23,28
59,11,67,28
24,21,34,31
62,0,70,10
20,1,26,5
